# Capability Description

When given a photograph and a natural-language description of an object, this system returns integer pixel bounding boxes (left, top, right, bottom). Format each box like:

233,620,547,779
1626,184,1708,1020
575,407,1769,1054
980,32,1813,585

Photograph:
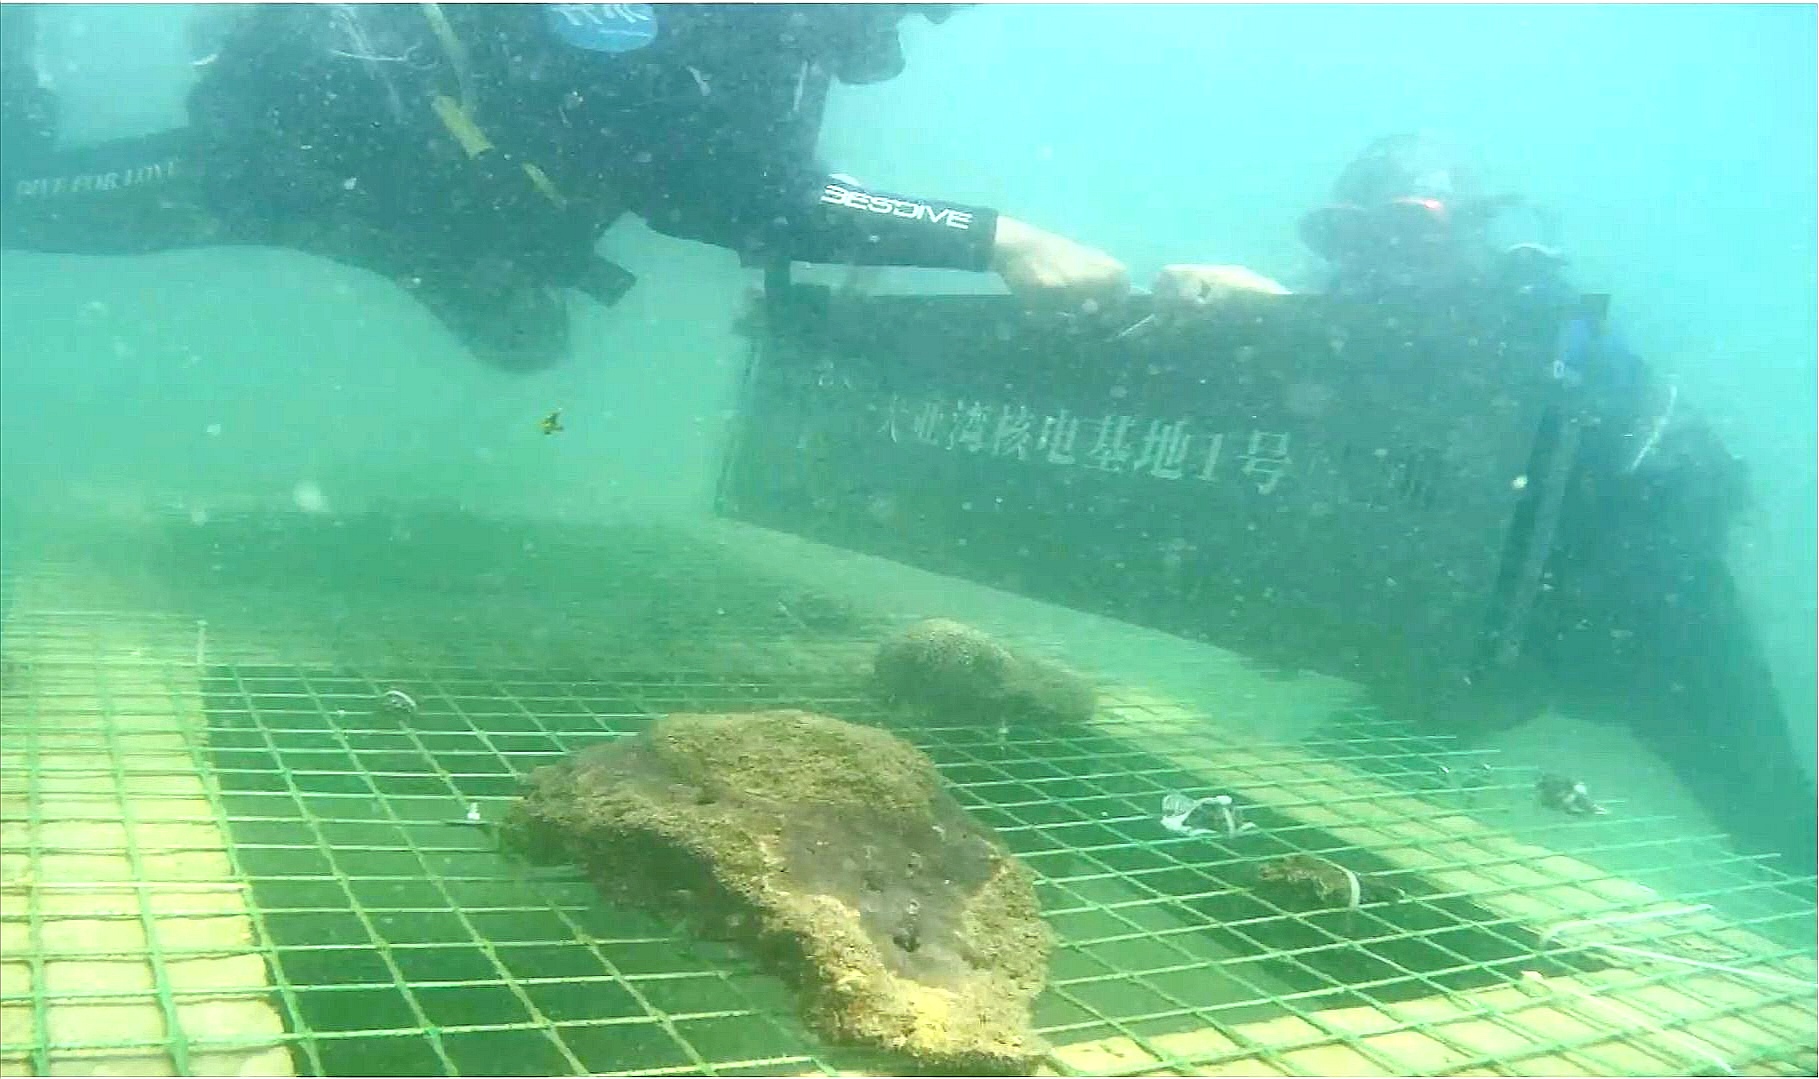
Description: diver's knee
431,281,573,373
467,308,571,373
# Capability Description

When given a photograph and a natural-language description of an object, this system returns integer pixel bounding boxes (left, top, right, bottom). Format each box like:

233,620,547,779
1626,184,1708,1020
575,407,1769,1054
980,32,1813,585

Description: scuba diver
1287,132,1816,872
0,3,1162,371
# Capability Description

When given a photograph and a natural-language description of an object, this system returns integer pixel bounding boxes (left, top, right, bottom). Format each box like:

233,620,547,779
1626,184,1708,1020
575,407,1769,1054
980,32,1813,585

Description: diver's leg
0,6,56,168
1621,559,1818,873
399,256,574,374
1538,491,1817,872
251,214,574,373
1,7,215,256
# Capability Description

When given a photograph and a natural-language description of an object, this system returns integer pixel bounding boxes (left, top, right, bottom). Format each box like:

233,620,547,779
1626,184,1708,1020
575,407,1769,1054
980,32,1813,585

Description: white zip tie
1586,942,1814,990
1113,313,1158,341
1627,383,1678,473
1540,904,1711,946
1540,903,1811,996
1340,864,1363,909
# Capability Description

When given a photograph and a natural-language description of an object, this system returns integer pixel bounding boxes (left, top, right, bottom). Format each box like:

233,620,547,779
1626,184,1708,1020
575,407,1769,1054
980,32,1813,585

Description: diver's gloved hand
1151,264,1292,311
990,216,1130,313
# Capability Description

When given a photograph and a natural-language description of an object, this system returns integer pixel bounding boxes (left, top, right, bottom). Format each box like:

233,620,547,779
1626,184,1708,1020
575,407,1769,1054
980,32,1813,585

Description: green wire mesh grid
2,511,1815,1078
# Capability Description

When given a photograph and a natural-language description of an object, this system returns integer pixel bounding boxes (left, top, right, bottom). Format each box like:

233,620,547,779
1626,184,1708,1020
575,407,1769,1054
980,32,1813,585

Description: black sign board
718,285,1591,706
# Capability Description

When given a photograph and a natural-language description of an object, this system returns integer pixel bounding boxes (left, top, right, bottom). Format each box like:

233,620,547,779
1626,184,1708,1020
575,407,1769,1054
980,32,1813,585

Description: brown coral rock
501,710,1052,1073
873,619,1095,727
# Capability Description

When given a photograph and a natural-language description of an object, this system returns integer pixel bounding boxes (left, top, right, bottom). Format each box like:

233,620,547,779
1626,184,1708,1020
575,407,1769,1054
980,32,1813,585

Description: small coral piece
872,619,1095,728
1256,855,1370,910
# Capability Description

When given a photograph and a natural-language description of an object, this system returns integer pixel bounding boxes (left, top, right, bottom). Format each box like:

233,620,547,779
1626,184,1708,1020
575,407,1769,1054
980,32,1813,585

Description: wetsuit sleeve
636,151,999,272
779,173,999,270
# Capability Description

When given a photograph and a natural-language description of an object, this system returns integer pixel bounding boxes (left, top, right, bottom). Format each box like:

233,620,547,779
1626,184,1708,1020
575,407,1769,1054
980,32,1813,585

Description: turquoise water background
1,3,1813,775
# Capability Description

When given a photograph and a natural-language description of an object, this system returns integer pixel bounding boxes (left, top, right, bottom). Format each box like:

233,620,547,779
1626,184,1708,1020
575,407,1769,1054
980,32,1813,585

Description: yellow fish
538,409,563,435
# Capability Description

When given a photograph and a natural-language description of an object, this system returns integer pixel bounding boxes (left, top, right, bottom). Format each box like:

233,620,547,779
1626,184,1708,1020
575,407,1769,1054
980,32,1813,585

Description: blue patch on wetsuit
1553,316,1594,386
544,4,659,54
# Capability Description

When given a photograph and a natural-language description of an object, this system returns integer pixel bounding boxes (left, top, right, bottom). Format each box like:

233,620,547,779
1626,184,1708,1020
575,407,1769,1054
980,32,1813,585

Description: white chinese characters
880,395,1293,495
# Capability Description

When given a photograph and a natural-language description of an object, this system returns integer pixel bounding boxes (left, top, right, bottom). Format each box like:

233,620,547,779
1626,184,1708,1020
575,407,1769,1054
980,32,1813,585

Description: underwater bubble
292,481,331,515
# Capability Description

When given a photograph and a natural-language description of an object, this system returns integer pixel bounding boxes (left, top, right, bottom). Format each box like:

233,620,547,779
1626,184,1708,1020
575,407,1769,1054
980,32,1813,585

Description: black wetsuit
1342,252,1818,874
1,4,998,370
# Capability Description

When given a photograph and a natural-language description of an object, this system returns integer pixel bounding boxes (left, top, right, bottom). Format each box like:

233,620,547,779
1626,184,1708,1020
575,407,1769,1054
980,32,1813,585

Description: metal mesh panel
2,511,1814,1077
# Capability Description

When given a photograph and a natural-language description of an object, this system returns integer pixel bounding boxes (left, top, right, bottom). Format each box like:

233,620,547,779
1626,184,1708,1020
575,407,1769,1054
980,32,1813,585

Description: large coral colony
503,620,1086,1072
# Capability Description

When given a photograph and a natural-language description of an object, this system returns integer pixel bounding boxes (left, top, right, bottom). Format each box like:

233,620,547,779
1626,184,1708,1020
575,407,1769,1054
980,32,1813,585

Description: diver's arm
634,129,1128,303
641,156,999,272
